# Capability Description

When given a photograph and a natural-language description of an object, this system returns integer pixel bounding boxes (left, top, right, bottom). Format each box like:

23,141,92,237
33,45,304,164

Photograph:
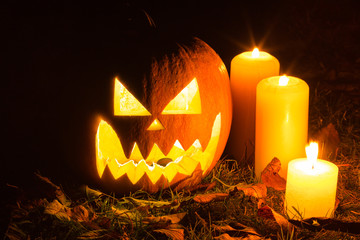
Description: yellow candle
255,75,309,178
227,48,279,161
285,142,339,219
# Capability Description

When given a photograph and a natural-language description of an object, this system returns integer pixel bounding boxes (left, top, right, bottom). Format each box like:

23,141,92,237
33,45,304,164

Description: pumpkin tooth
163,160,188,182
192,139,203,150
142,162,164,184
146,143,165,164
174,140,184,150
176,156,199,175
184,139,203,158
123,161,138,184
117,160,164,185
165,140,185,161
133,160,152,184
129,143,144,161
109,159,131,179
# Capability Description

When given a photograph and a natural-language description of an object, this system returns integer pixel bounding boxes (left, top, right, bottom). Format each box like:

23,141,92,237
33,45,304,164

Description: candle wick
312,164,314,170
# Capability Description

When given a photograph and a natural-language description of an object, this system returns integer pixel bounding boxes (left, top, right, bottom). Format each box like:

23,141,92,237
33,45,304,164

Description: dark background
2,0,359,189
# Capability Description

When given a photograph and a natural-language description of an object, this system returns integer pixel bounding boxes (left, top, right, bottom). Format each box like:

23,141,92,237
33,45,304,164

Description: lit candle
255,75,309,178
227,48,280,161
285,142,339,219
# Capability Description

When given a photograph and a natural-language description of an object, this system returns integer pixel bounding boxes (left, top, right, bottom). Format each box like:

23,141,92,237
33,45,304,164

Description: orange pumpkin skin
95,37,232,193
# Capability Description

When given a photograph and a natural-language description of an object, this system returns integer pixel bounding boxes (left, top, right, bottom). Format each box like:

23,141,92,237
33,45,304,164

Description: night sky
2,0,358,188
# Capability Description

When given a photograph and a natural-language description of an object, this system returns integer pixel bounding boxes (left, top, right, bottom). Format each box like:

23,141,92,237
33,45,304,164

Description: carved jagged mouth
96,113,221,185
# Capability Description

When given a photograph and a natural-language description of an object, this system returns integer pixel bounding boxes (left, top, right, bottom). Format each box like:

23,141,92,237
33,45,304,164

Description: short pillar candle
285,142,339,219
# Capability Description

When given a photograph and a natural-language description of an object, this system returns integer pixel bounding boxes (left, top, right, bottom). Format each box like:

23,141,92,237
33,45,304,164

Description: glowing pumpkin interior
96,77,221,185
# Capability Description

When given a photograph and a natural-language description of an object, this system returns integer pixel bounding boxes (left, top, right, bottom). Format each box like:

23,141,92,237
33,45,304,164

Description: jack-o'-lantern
94,37,232,193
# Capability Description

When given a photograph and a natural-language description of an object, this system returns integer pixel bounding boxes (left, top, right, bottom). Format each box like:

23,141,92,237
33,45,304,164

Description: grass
4,84,360,239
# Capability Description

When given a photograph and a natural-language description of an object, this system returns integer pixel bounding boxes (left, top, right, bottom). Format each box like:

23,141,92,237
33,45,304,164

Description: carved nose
147,118,165,131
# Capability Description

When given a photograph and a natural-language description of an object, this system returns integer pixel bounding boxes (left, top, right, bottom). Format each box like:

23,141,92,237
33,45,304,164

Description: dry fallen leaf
124,197,179,209
212,222,261,237
111,206,146,222
72,205,90,222
143,212,186,225
212,224,237,232
214,233,265,240
229,183,267,208
261,158,286,191
44,199,71,221
78,229,126,240
258,205,293,232
153,228,184,240
193,193,229,203
235,183,267,199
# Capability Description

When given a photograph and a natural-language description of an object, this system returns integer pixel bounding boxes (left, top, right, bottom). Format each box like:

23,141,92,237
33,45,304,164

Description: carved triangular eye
114,78,151,116
162,78,201,114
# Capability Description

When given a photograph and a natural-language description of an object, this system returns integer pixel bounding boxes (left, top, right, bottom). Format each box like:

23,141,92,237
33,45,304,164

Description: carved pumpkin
95,37,232,193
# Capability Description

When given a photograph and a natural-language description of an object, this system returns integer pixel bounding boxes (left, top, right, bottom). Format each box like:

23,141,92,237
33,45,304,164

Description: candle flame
279,75,289,86
252,48,260,58
306,142,318,169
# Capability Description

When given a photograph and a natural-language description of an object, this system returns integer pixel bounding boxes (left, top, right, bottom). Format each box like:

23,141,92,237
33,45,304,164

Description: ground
2,0,360,239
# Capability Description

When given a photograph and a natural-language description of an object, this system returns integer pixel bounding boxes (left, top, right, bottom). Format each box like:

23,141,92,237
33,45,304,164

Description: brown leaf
143,212,186,224
258,206,293,232
212,224,237,232
214,233,264,240
212,223,260,237
111,206,146,222
44,199,71,221
71,205,89,222
236,183,267,199
311,123,340,159
153,228,184,240
78,230,125,240
124,197,178,209
261,158,286,191
193,193,229,203
214,233,239,240
231,183,267,208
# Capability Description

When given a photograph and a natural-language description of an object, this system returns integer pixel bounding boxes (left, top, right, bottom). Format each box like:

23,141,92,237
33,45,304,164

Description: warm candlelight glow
278,75,289,86
251,48,260,58
285,142,339,219
306,142,319,169
255,76,309,178
147,118,165,131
